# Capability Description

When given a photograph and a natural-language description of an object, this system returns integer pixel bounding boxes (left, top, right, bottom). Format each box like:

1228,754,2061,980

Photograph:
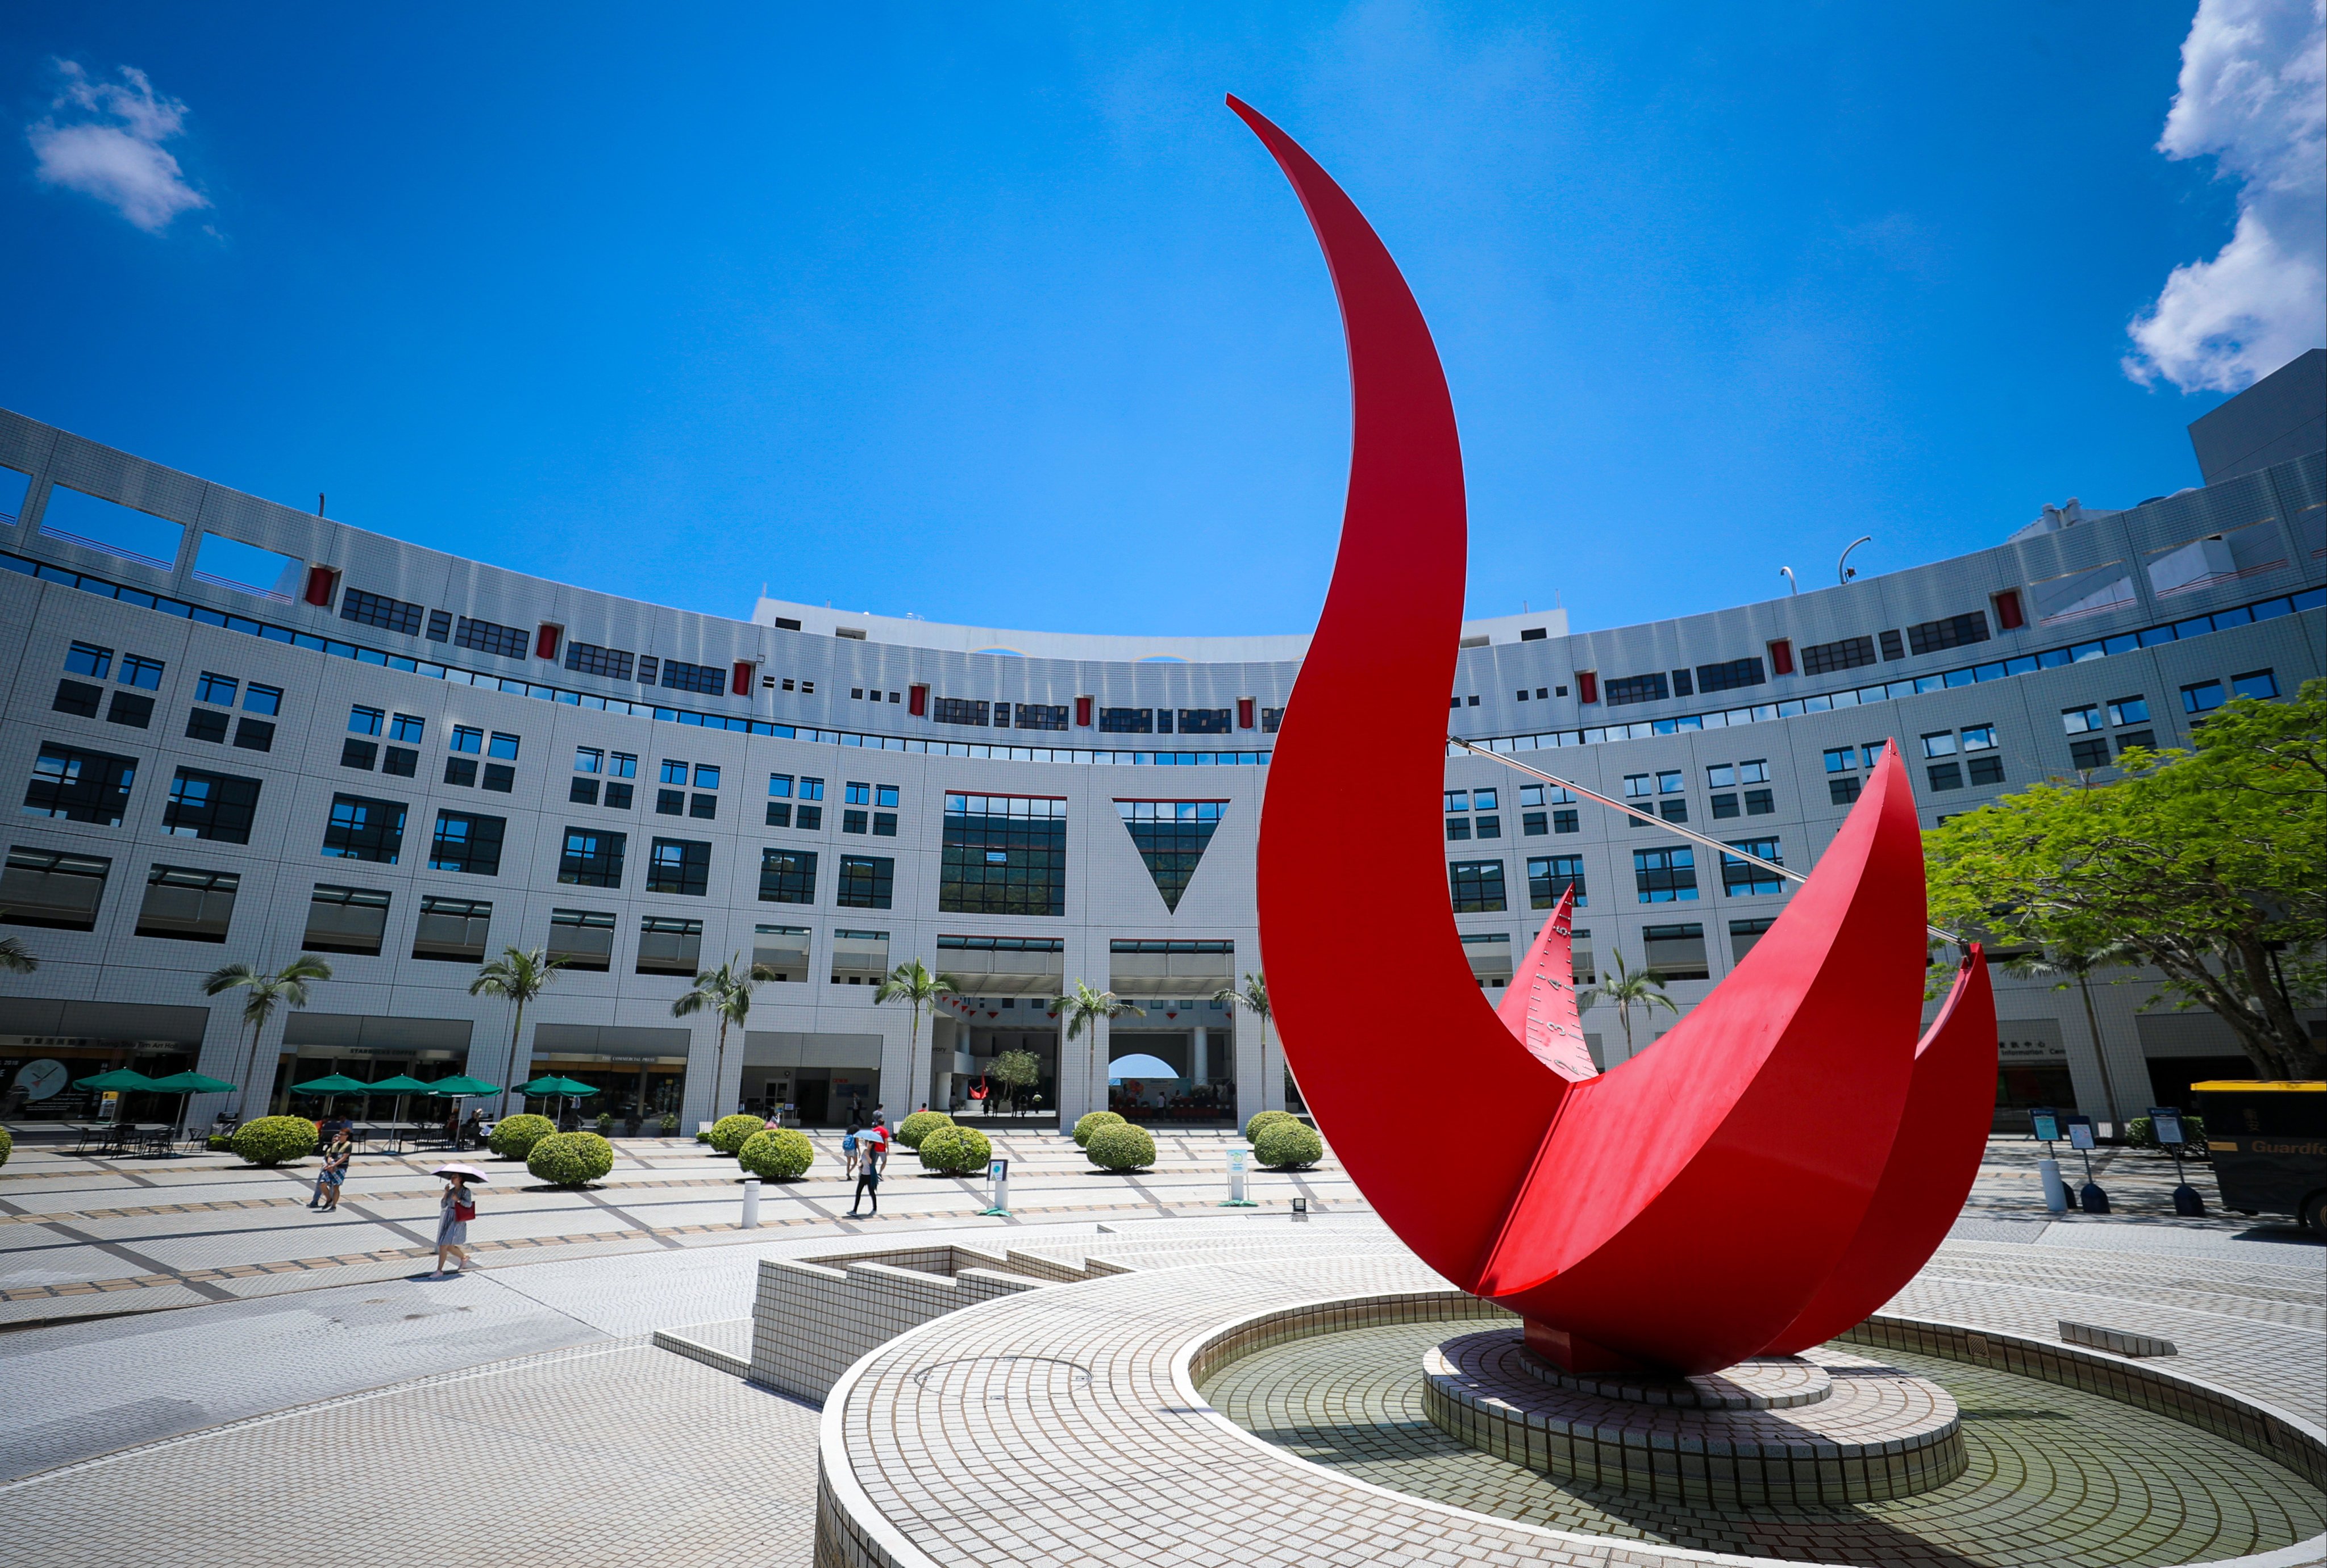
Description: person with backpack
841,1121,861,1180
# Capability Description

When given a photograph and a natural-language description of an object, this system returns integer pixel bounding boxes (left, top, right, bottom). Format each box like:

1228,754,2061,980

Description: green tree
1576,952,1677,1062
201,955,334,1117
990,1048,1040,1112
1924,679,2325,1079
0,932,36,975
875,957,962,1088
1054,981,1143,1115
1214,970,1285,1106
673,955,779,1118
471,946,567,1112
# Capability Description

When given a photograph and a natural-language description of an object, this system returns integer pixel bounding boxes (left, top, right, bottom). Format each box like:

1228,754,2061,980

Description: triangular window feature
1114,800,1226,912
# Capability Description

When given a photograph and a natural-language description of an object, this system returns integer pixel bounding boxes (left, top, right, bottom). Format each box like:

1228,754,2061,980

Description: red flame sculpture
1236,95,1996,1375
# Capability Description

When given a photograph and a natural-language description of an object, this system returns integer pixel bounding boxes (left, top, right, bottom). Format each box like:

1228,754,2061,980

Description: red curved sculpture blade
1760,947,1998,1354
1238,98,1931,1374
1481,748,1926,1371
1496,886,1598,1081
1235,95,1571,1291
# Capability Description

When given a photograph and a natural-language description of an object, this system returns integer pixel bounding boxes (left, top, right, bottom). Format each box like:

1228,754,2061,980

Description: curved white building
0,352,2319,1135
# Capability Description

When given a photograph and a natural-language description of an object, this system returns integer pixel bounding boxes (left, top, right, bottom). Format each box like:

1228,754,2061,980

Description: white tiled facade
0,402,2318,1136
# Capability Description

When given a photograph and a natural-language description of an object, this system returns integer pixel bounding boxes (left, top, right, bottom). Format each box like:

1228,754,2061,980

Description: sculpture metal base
1424,1328,1967,1508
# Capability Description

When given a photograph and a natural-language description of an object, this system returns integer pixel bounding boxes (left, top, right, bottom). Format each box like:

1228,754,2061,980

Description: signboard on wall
1998,1019,2067,1064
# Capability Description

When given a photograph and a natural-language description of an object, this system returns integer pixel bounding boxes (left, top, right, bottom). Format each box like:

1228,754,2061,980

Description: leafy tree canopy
1923,679,2324,1079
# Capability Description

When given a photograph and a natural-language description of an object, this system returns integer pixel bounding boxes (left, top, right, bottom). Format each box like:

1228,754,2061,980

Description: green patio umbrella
144,1070,238,1138
519,1074,600,1124
73,1068,156,1130
289,1071,372,1118
426,1074,502,1150
365,1073,435,1128
76,1068,158,1092
147,1071,238,1092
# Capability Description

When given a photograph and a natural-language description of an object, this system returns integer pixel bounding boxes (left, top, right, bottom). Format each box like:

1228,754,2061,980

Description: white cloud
2124,0,2326,393
27,61,210,233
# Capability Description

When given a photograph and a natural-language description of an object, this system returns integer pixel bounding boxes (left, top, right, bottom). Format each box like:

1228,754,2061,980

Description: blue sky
2,4,2315,637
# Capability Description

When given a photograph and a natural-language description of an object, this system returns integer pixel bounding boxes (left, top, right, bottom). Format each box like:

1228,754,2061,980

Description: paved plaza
1,1132,2320,1567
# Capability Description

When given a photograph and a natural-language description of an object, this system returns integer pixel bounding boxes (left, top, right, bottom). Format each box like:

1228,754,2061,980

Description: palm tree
875,958,963,1081
202,955,334,1117
2000,942,2136,1124
471,946,567,1112
1054,980,1143,1119
672,955,779,1119
1576,952,1677,1062
1214,970,1284,1107
0,933,36,974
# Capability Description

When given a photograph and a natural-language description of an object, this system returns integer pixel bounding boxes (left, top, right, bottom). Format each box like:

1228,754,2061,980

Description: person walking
846,1130,882,1217
842,1119,861,1180
432,1171,478,1277
311,1130,352,1211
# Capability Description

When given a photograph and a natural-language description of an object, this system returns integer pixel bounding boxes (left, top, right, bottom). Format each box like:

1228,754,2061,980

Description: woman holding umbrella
430,1164,485,1277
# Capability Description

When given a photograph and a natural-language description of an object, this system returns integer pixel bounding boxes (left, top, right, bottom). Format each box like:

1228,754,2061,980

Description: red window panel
1575,670,1598,705
1992,589,2025,631
536,624,563,660
910,683,929,718
303,566,338,608
730,660,754,696
1237,697,1255,729
1767,639,1795,677
1075,695,1093,727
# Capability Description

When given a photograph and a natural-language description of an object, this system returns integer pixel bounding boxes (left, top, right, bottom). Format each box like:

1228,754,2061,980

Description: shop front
276,1014,477,1122
0,999,210,1124
528,1024,690,1131
1994,1020,2077,1133
742,1031,882,1127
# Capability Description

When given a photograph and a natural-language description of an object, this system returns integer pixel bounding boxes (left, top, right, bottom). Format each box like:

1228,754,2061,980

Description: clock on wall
14,1060,68,1102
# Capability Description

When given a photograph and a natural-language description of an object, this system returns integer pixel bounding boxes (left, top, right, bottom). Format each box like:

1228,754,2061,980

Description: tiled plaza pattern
1,1132,2320,1568
1212,1315,2321,1566
1422,1329,1968,1507
814,1225,2325,1568
0,1130,1357,1322
0,1341,822,1568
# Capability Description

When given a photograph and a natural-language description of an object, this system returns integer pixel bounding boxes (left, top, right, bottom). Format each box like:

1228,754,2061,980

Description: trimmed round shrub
594,1112,614,1134
660,1113,681,1135
2125,1114,2207,1150
918,1124,993,1175
0,1125,11,1167
694,1128,711,1143
1254,1120,1324,1170
738,1127,814,1179
206,1133,234,1152
1086,1122,1156,1173
896,1110,954,1150
232,1115,318,1167
488,1113,557,1160
710,1114,765,1155
1244,1110,1299,1143
528,1130,614,1186
1073,1110,1125,1148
